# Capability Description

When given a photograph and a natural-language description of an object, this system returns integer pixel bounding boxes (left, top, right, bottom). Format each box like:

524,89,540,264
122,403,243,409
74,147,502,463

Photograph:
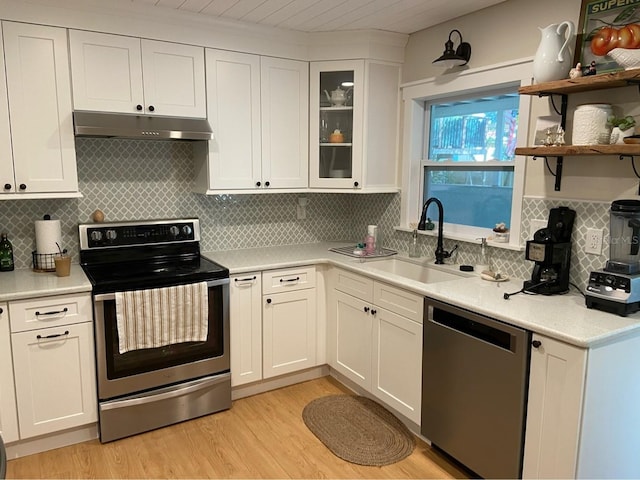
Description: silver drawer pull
35,307,68,317
280,277,300,283
37,330,69,340
235,276,257,282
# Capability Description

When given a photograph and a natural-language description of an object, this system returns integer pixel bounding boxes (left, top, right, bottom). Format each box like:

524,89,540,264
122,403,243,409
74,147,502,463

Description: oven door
93,278,230,401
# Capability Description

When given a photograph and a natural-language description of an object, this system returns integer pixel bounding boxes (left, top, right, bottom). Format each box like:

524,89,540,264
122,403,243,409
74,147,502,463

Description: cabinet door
260,57,308,188
523,334,587,479
141,39,206,118
230,273,262,387
205,49,261,190
0,24,15,195
69,30,144,114
263,288,316,378
12,321,97,439
3,22,78,193
309,60,364,189
372,307,422,424
333,290,372,389
0,303,19,443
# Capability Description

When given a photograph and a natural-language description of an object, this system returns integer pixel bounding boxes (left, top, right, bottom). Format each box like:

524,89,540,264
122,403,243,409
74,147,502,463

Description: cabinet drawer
262,266,316,294
333,268,374,302
9,293,92,333
373,282,423,323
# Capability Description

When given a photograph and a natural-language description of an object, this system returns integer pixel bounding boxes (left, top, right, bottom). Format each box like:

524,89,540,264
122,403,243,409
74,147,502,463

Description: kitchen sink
366,257,464,284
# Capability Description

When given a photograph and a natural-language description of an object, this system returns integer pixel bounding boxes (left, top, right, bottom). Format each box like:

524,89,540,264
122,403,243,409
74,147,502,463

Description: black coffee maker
523,206,576,295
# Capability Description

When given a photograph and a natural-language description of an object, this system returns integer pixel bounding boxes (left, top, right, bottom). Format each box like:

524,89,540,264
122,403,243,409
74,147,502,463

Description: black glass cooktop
82,254,228,294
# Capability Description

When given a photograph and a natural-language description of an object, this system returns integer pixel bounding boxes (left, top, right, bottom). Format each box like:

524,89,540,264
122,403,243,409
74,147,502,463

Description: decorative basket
608,48,640,70
32,250,67,272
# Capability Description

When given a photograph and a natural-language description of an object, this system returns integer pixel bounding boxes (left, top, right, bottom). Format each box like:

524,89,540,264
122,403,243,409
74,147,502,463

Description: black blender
523,206,576,295
586,199,640,316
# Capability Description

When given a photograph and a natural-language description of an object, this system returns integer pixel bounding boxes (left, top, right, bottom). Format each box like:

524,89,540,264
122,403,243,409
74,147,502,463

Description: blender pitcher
607,200,640,275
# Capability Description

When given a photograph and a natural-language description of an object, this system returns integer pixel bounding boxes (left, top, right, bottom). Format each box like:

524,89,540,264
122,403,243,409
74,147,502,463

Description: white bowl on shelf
608,48,640,70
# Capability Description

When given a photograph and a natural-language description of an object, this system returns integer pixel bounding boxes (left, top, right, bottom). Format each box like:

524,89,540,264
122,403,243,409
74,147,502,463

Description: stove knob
90,230,103,242
169,225,180,237
105,229,117,241
182,225,193,236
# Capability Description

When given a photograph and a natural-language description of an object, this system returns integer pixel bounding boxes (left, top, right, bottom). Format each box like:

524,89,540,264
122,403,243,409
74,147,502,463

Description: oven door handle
93,278,230,302
100,373,230,411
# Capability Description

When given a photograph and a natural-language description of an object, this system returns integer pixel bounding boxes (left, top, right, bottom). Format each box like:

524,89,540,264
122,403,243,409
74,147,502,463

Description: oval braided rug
302,394,416,466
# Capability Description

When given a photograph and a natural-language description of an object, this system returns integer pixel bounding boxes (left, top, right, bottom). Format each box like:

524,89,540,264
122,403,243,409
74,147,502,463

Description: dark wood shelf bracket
534,155,563,191
620,154,640,194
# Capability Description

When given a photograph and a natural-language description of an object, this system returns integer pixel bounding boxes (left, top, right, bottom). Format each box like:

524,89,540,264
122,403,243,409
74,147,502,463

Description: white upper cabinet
196,49,308,192
310,60,400,191
260,56,308,189
69,30,206,118
1,21,78,196
203,49,262,190
0,24,13,195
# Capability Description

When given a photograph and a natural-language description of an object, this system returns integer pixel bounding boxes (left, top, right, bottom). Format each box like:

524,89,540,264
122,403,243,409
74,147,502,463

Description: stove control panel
79,219,200,249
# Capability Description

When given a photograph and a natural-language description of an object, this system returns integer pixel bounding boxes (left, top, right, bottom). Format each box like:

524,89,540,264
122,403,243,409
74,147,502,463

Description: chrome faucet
418,197,457,264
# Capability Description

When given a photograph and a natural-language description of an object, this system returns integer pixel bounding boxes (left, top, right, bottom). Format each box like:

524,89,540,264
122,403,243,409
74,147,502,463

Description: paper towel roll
35,219,62,254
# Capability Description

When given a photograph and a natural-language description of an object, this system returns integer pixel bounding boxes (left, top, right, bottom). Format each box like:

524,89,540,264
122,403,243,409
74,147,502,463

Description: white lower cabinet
230,267,318,385
372,306,422,423
334,290,372,388
329,268,423,423
262,266,317,378
523,334,587,479
8,293,97,440
229,273,262,387
0,303,19,443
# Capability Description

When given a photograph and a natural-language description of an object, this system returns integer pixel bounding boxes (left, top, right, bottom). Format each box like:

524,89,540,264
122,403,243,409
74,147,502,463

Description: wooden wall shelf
519,69,640,96
515,144,640,156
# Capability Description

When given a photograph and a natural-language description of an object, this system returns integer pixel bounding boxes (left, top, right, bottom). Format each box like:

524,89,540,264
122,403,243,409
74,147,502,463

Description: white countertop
203,242,640,349
0,264,92,302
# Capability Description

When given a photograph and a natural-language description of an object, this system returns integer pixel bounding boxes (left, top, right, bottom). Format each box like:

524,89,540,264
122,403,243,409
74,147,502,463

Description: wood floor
6,376,470,479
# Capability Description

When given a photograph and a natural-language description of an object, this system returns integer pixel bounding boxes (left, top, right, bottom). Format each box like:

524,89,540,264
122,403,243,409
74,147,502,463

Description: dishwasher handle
429,304,523,353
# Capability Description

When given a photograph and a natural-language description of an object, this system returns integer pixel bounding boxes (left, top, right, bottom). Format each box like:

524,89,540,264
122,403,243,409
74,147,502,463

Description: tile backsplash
0,138,613,292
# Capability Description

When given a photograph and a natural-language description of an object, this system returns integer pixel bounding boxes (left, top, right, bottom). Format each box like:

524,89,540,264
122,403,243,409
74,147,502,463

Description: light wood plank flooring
7,376,469,479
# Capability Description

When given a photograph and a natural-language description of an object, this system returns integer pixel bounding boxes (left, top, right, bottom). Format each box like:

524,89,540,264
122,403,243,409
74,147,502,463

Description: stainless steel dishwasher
421,298,531,479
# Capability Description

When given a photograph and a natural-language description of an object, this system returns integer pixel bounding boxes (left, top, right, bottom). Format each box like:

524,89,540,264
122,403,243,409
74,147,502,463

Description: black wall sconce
432,29,471,68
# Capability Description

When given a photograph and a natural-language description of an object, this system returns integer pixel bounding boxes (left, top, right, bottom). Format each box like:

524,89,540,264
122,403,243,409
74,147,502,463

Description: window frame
399,58,533,248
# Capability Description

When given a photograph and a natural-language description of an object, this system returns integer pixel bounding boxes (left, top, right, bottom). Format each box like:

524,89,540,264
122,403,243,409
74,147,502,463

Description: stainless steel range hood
73,111,213,141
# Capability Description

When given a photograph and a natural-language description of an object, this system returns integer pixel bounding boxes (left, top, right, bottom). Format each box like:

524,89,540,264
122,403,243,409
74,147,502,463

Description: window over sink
400,59,533,245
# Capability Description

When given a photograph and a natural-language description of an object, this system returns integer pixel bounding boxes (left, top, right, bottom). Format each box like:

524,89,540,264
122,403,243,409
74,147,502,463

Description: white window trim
399,57,533,248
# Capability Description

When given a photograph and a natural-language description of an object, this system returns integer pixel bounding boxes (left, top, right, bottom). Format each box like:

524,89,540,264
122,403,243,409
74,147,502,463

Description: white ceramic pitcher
532,21,575,83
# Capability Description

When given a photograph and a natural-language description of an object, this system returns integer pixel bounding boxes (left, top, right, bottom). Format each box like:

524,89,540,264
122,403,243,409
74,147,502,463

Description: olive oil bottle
0,233,15,271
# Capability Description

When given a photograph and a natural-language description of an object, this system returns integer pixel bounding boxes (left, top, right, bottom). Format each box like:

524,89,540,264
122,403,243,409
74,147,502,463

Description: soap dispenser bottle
475,237,490,273
408,229,420,257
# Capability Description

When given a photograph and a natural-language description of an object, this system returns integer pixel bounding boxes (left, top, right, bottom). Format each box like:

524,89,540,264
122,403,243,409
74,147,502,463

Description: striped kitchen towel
115,282,209,354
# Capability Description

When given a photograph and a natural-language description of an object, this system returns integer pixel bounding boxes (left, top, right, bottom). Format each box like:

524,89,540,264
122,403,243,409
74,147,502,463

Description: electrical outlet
585,228,604,255
529,219,546,239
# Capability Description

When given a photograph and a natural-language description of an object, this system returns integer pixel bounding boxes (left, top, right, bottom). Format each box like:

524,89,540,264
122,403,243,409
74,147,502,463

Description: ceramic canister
571,104,612,145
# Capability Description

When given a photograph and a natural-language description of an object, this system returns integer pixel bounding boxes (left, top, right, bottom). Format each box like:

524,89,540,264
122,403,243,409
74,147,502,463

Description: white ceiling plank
222,0,270,20
200,0,242,16
240,0,292,22
257,0,318,28
318,0,403,32
276,0,351,30
131,0,509,35
178,0,216,13
296,0,376,31
156,0,185,8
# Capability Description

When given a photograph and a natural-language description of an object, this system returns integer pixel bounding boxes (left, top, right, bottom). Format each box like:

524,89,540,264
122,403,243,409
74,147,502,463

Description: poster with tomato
575,0,640,73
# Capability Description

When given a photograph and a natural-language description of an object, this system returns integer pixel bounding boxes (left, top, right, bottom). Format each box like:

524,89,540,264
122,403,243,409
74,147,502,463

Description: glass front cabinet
310,60,400,191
